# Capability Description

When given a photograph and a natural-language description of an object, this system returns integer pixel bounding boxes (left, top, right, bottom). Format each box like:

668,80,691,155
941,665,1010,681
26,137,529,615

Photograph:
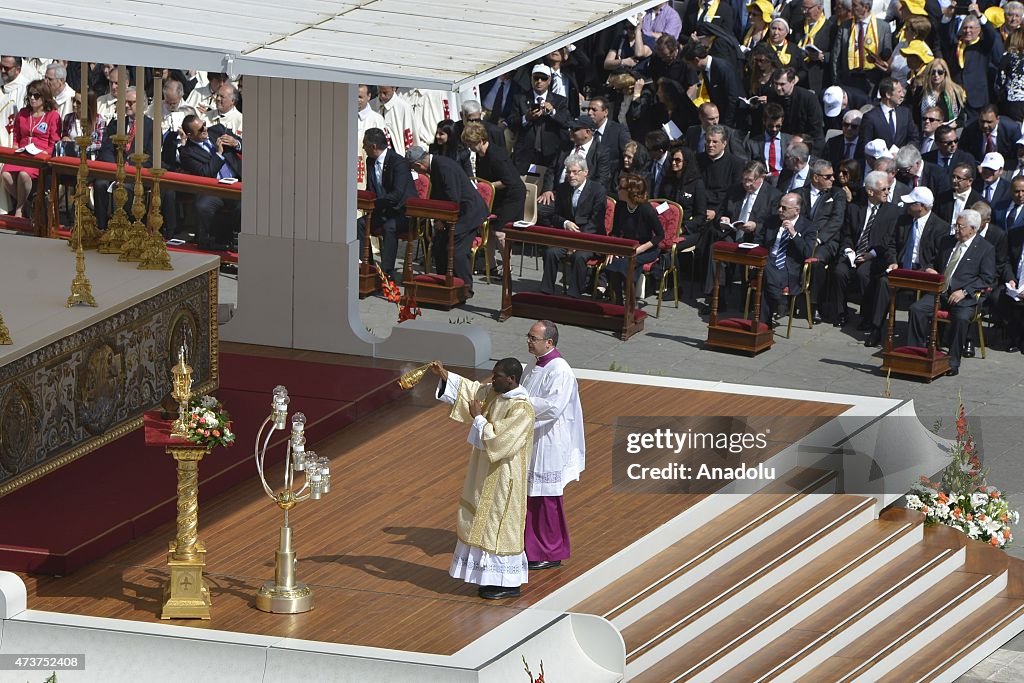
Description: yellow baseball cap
901,0,928,16
985,7,1005,29
747,0,775,22
899,40,935,65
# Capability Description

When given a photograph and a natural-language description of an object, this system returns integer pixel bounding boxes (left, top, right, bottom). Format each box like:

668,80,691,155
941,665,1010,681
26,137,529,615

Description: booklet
16,143,42,155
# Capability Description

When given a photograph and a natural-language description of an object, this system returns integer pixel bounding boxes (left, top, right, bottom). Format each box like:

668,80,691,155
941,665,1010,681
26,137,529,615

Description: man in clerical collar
44,62,75,118
205,84,243,134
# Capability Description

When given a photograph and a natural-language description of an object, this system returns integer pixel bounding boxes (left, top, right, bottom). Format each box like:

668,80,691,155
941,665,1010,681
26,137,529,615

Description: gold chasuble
447,376,534,555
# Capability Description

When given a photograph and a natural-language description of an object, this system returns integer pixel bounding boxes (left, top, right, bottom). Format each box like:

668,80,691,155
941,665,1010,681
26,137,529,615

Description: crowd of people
359,0,1024,377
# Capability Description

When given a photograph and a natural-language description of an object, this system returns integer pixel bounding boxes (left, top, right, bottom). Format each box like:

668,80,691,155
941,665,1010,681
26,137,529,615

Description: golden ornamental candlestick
397,362,432,390
161,443,212,619
66,201,97,308
0,311,11,344
97,134,132,254
69,134,102,251
119,152,150,262
138,167,173,270
170,346,193,438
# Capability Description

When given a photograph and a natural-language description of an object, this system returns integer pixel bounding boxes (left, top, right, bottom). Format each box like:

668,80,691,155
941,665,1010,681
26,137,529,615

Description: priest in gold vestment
431,358,534,600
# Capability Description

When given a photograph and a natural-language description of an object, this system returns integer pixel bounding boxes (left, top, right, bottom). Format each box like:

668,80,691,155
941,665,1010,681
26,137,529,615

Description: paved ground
219,254,1024,680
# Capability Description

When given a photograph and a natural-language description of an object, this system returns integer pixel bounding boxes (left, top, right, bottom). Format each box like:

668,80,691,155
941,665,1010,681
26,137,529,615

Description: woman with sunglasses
660,142,707,237
1,80,60,218
909,58,966,129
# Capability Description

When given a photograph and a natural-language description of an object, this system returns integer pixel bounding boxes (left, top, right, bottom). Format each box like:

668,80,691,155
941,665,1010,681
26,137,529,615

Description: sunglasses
533,75,549,81
932,70,946,75
815,173,835,179
922,116,942,122
27,92,41,99
843,122,859,128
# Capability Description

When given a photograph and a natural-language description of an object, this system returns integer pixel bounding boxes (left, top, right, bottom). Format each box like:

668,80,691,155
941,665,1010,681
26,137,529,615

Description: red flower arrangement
375,264,421,323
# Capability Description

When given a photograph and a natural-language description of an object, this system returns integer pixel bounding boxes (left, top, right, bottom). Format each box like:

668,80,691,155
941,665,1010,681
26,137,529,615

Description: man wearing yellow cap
832,0,894,95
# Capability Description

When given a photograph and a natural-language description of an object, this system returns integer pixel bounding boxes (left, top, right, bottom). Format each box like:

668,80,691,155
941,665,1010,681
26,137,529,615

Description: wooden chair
707,242,774,355
937,287,991,359
743,251,816,339
881,269,950,381
587,196,619,296
645,199,684,318
468,179,497,283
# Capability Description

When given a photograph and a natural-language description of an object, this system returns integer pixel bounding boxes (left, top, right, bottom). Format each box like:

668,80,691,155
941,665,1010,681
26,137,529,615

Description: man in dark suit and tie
825,110,866,170
682,0,735,39
859,78,921,149
996,176,1024,231
895,144,947,195
358,128,416,281
539,155,608,297
829,170,900,330
958,106,1020,166
406,146,488,298
744,103,792,182
680,42,745,128
178,113,242,249
480,73,517,127
757,192,818,325
799,159,847,324
975,153,1013,209
934,163,983,229
923,125,977,175
587,96,629,173
511,64,571,175
541,116,611,196
907,209,996,376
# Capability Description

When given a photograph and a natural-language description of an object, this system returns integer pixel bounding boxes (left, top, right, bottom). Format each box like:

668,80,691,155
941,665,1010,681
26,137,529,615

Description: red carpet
0,353,402,575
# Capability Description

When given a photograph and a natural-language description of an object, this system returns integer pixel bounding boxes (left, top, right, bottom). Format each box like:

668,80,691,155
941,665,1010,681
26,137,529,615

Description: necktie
857,205,876,256
371,160,383,194
574,145,583,158
985,183,994,202
944,243,965,287
987,134,996,154
552,72,565,96
902,219,919,269
768,136,778,175
941,156,950,169
858,21,867,68
653,162,662,193
204,140,232,179
1014,204,1023,227
845,141,854,160
888,109,897,140
534,97,544,152
775,228,791,269
739,192,755,222
922,138,932,154
594,129,603,145
572,187,581,212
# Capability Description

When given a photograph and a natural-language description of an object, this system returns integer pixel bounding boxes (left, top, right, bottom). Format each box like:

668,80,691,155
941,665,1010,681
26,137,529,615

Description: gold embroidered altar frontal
0,234,220,495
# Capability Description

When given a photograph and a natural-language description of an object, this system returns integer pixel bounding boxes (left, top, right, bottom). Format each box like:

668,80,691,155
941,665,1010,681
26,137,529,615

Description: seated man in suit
997,176,1024,231
906,209,996,376
1001,226,1024,353
826,110,865,170
539,155,607,297
829,171,899,331
178,114,242,250
859,78,920,149
744,103,790,181
540,115,611,197
934,163,982,232
684,102,746,157
757,193,818,325
976,153,1012,209
894,144,946,195
799,159,847,324
406,146,488,298
923,124,977,173
357,127,416,281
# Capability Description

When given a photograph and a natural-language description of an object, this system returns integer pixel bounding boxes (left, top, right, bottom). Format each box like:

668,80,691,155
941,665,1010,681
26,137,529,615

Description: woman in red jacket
2,80,60,217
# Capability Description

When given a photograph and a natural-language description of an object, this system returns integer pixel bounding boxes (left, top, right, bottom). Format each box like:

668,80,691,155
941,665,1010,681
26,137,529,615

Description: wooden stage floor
18,348,850,656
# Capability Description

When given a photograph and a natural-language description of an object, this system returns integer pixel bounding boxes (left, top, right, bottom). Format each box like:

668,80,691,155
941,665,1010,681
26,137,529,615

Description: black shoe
856,318,873,331
962,341,975,358
812,308,824,325
697,302,711,315
865,329,881,348
947,367,960,377
769,313,781,329
528,560,562,570
833,313,848,328
1009,346,1021,353
479,586,521,600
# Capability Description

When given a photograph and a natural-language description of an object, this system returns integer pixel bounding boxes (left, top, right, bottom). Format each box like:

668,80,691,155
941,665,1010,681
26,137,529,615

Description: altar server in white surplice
431,358,534,601
520,320,586,571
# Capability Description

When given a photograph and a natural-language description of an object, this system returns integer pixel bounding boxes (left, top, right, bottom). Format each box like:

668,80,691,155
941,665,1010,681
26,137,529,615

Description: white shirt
908,211,929,267
520,353,586,497
371,95,415,156
54,83,76,119
945,234,976,281
205,106,243,134
565,179,587,227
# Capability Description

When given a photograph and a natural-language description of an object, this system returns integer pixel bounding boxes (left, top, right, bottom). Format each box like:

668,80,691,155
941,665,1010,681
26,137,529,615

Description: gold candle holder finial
0,311,11,345
69,134,102,251
98,133,132,254
170,345,193,438
66,200,97,308
397,362,432,390
119,152,150,262
138,167,173,270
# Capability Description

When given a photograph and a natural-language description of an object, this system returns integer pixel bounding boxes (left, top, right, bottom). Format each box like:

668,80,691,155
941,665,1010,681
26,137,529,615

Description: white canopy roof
0,0,664,90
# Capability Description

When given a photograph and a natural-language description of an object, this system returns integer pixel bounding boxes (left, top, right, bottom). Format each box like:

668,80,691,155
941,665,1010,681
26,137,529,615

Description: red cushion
891,345,948,358
717,317,771,333
524,224,638,248
889,268,944,283
413,274,466,286
713,241,769,258
407,197,458,213
358,189,376,202
937,309,950,320
513,292,647,320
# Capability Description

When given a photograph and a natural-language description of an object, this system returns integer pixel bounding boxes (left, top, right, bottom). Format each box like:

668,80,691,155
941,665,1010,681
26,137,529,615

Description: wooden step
876,593,1024,682
620,495,876,673
629,510,929,682
706,518,967,682
793,568,1007,682
572,468,837,620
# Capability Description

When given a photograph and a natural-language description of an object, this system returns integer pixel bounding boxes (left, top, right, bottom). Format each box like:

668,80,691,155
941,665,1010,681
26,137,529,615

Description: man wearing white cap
511,64,571,175
976,153,1011,208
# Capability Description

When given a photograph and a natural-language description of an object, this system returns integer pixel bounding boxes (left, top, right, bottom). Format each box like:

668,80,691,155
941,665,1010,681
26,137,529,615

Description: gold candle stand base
138,168,173,270
160,444,212,620
119,153,150,262
97,134,133,254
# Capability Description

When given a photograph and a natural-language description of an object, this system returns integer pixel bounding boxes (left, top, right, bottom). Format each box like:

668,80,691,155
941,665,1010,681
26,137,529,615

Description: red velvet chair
586,196,619,296
469,179,498,283
937,287,992,359
644,199,684,318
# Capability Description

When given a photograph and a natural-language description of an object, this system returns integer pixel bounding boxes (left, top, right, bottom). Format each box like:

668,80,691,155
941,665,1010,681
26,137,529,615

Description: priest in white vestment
521,320,586,570
432,358,534,600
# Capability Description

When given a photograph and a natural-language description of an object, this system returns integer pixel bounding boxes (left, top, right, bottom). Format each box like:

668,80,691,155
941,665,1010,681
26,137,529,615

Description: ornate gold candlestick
65,197,97,308
97,134,132,254
138,167,173,270
161,443,212,619
0,311,11,344
68,134,101,251
118,152,150,262
397,362,432,390
170,346,192,438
